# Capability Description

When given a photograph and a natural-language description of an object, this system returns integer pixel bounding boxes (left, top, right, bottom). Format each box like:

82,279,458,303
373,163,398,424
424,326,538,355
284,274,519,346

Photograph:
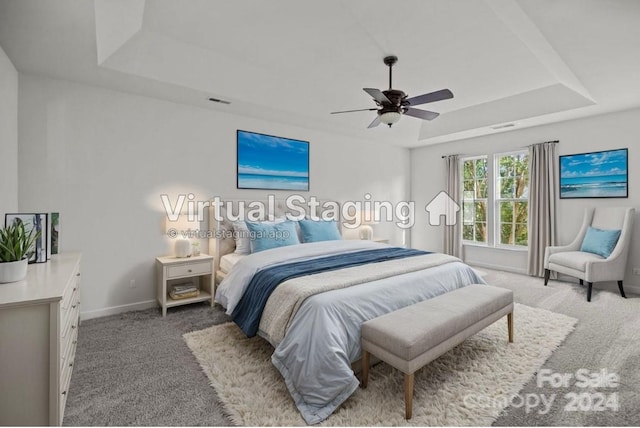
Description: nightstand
156,254,214,317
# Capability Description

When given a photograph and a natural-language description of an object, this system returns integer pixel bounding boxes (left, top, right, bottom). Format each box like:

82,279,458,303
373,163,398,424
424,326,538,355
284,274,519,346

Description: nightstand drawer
167,261,211,279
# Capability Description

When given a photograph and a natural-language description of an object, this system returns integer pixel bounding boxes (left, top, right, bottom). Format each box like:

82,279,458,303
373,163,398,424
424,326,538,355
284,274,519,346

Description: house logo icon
425,191,460,226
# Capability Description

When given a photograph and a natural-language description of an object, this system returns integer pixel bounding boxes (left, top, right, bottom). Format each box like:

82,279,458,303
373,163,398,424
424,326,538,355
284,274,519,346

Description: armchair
544,207,635,302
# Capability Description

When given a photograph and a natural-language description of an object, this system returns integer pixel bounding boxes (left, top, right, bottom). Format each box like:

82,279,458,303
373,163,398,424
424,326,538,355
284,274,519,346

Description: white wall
18,74,410,318
411,107,640,291
0,43,18,219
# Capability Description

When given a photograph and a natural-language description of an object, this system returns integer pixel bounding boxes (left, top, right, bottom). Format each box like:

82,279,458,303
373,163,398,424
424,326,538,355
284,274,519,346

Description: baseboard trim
81,299,157,320
555,273,640,294
467,261,528,276
624,284,640,295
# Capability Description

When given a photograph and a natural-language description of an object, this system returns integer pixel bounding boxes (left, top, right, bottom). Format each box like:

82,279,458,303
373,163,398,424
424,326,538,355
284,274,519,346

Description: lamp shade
165,215,200,257
357,210,378,240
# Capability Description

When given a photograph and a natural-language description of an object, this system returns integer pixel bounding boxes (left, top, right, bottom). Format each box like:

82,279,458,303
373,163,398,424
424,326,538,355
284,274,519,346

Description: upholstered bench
360,284,514,419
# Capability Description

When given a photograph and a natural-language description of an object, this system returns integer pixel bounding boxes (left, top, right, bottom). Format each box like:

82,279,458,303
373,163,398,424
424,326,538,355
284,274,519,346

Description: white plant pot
0,258,29,283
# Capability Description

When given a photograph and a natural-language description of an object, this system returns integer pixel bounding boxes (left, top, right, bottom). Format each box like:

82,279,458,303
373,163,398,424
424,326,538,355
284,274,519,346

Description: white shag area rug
184,303,577,426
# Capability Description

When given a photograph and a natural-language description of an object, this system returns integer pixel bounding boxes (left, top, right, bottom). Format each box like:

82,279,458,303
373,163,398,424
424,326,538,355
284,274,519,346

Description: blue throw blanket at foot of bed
231,247,428,337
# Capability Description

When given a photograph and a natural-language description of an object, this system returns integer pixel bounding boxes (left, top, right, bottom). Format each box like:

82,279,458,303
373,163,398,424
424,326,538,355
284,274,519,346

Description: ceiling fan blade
404,107,440,121
330,108,378,115
405,89,453,106
363,88,392,104
367,115,381,128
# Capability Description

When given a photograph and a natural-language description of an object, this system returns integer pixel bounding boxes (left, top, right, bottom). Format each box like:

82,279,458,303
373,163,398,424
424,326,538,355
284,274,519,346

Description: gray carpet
63,271,640,426
486,271,640,426
63,304,232,426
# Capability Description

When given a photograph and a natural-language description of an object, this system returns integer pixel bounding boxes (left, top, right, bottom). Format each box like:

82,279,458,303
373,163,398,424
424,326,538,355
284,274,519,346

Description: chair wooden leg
507,312,514,343
361,350,370,388
587,282,593,302
544,269,550,286
618,281,626,298
404,373,414,420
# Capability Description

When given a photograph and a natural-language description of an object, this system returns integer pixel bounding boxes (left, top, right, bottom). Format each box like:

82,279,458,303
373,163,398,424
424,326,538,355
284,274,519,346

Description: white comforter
215,241,485,424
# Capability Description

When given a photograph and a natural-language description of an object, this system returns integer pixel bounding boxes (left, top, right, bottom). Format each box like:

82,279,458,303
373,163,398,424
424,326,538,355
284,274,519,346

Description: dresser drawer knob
71,325,76,329
73,340,77,345
69,362,73,367
72,305,76,309
73,287,77,292
77,273,81,277
188,269,192,273
61,390,67,396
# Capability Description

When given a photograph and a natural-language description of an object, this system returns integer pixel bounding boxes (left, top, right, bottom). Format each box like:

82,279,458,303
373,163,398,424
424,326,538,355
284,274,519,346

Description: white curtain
527,141,558,276
444,155,462,258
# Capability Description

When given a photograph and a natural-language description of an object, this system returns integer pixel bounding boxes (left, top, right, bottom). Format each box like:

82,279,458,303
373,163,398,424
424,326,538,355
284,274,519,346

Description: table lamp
165,215,199,257
358,210,378,240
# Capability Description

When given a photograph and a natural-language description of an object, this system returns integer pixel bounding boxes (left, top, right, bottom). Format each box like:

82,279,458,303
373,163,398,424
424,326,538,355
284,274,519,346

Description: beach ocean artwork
237,130,309,191
560,148,628,198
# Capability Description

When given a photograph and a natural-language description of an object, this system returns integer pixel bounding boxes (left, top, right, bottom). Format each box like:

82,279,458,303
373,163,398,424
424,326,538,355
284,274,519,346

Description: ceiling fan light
379,111,401,125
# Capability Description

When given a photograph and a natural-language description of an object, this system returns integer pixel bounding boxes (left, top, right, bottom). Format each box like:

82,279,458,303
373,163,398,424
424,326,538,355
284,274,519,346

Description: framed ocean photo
559,148,628,199
237,130,309,191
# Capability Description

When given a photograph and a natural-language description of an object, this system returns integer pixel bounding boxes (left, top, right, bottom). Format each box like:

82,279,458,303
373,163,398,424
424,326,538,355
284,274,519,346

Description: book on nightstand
169,284,200,300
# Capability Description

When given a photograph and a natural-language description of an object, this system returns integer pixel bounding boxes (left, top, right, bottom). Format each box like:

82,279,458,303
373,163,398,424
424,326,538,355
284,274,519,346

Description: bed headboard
208,198,341,277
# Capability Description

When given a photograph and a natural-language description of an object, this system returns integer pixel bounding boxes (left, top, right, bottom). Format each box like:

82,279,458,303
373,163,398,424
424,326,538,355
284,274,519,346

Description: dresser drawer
61,304,79,351
60,333,77,383
59,335,76,423
61,270,80,312
167,261,211,279
61,287,79,327
60,315,79,371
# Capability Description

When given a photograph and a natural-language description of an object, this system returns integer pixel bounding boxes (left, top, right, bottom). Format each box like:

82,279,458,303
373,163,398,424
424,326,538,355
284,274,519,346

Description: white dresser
0,253,82,426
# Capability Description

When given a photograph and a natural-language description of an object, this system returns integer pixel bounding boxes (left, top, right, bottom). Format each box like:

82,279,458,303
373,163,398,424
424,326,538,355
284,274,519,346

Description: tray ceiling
1,0,639,147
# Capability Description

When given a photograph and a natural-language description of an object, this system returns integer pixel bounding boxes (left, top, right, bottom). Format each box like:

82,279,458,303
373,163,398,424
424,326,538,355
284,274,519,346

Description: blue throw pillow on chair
580,226,621,258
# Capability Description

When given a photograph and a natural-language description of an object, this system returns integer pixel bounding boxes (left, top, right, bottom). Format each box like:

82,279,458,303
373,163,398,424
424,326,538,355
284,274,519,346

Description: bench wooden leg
404,372,414,419
361,350,370,388
507,312,514,343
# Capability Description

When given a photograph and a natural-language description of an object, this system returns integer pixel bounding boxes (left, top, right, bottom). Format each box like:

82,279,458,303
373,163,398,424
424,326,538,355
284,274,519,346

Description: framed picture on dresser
5,213,48,263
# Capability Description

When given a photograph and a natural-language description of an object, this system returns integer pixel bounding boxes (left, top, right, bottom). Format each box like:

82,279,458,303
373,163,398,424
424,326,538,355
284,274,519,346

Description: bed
209,200,485,424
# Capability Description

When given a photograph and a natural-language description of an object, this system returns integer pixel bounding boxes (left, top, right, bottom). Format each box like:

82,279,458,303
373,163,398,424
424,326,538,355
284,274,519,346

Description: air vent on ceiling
208,97,231,105
491,123,516,130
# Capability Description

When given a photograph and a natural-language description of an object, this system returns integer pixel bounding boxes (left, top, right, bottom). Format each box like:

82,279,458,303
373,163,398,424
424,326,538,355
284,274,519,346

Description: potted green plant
0,221,41,283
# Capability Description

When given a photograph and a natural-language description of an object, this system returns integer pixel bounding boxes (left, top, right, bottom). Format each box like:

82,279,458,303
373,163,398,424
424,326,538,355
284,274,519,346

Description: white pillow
232,221,251,255
233,217,287,254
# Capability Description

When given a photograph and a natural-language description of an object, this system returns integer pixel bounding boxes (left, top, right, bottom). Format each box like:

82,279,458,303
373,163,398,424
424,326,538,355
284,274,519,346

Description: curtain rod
441,140,559,158
528,140,559,147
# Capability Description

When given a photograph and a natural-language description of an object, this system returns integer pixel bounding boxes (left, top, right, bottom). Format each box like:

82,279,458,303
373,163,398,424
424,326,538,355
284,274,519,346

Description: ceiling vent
208,97,231,105
491,123,516,130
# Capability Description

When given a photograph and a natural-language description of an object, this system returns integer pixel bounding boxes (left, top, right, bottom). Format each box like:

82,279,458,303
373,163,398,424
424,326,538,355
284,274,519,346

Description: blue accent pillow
298,220,341,243
245,220,300,253
580,226,621,258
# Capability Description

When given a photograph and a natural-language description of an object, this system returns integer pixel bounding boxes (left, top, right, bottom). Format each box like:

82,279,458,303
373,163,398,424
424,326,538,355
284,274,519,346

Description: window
462,157,488,244
461,151,529,248
496,152,529,247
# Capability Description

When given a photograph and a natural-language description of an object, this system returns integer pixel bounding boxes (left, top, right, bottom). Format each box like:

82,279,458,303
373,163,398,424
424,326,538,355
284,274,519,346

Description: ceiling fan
331,56,453,128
